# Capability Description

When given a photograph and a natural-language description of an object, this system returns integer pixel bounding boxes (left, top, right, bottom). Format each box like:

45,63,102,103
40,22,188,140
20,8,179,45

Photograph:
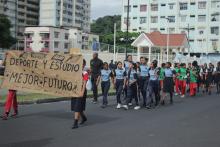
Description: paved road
0,93,220,147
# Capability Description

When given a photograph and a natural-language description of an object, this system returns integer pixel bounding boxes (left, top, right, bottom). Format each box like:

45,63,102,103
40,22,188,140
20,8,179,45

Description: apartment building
39,0,91,33
121,0,220,53
24,26,83,52
0,0,40,49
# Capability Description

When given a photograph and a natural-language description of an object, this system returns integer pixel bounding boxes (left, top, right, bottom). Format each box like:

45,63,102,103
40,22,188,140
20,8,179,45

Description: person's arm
80,72,89,97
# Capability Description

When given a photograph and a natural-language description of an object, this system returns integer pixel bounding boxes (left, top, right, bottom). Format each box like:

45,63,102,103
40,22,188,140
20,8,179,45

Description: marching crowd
1,52,220,130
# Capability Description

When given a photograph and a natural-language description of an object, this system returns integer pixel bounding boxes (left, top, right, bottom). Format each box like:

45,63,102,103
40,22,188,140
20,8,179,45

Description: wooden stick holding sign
1,50,83,98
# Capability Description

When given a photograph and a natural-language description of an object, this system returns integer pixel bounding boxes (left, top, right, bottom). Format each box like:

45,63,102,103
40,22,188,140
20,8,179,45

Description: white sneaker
123,105,129,110
116,104,121,109
128,103,133,106
175,93,179,96
181,95,185,98
134,106,141,110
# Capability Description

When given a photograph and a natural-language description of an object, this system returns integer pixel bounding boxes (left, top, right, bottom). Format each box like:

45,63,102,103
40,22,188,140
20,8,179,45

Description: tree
91,15,140,50
0,14,16,49
91,15,121,34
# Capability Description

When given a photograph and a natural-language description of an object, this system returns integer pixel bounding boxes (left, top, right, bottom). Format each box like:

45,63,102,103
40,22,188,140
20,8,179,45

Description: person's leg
12,91,18,116
190,83,194,96
132,84,138,106
170,92,173,104
175,79,180,94
101,82,105,105
91,75,98,102
2,90,14,120
116,81,123,104
104,81,110,105
80,111,87,125
72,112,80,129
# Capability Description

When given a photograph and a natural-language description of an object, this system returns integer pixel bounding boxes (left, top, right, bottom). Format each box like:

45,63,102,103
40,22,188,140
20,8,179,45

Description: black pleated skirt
71,91,87,112
163,77,174,93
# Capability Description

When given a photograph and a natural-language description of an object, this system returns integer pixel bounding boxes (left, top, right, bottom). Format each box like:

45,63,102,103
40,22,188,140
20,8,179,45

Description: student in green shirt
179,63,187,98
174,63,181,95
159,63,166,90
190,62,198,96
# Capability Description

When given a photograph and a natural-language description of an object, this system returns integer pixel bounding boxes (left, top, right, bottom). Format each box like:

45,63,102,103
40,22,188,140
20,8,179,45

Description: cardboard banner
1,51,83,97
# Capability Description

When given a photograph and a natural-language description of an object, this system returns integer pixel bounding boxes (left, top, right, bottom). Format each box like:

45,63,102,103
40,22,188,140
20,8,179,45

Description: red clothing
175,79,180,94
179,80,186,95
190,83,197,96
4,90,17,113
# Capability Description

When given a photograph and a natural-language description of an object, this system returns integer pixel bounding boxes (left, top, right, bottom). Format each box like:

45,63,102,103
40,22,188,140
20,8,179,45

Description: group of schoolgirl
97,55,220,111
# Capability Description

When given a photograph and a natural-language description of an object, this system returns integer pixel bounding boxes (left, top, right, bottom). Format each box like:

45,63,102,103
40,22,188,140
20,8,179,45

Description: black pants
126,83,139,106
116,79,124,104
148,80,160,106
101,81,110,105
91,74,99,101
139,77,149,106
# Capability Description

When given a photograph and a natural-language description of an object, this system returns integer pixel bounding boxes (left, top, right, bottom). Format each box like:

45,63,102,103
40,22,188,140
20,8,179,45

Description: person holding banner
1,90,18,120
71,59,89,129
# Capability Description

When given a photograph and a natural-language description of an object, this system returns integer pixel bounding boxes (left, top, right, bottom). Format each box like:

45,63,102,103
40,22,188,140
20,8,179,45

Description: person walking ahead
90,52,103,104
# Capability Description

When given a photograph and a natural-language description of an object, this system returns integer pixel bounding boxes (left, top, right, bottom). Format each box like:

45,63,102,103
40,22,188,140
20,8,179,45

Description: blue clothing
149,69,158,81
139,64,149,77
101,69,112,82
127,69,137,83
115,68,126,80
164,68,174,77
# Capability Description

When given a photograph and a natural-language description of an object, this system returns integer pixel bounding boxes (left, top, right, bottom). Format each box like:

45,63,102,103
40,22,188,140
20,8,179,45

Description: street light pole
125,0,130,60
162,17,170,62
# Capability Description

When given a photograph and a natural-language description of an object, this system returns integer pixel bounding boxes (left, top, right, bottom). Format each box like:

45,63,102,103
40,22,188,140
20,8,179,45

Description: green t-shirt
190,69,197,83
179,67,187,80
159,68,165,80
175,68,180,79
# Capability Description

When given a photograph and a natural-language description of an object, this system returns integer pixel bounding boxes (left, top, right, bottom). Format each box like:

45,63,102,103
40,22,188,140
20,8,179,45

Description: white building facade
39,0,91,33
121,0,220,53
24,27,71,53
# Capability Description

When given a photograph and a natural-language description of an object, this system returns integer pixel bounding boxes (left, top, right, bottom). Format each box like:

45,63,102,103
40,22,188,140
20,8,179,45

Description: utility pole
113,23,116,62
125,0,130,60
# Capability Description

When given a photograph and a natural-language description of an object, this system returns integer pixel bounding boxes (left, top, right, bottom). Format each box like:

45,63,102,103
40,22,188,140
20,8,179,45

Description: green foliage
91,15,140,51
91,15,121,34
0,14,16,49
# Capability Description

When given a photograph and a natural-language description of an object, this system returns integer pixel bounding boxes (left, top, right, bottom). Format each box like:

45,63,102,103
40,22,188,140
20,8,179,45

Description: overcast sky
91,0,121,20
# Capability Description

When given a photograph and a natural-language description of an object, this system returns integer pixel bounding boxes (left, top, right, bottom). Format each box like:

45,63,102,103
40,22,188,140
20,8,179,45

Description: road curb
0,92,116,106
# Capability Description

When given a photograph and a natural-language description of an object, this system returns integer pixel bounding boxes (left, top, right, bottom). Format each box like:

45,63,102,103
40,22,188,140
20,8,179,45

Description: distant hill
91,15,121,35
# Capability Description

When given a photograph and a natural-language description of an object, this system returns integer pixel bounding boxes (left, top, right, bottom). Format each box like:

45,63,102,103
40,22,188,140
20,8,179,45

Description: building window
211,27,219,35
211,39,218,51
133,5,138,8
160,28,165,31
150,28,158,32
169,28,175,33
124,5,131,12
140,17,147,24
168,16,175,23
169,3,175,9
198,15,206,22
211,1,220,8
133,17,137,19
54,42,59,48
124,17,130,26
180,15,187,22
198,1,206,9
190,2,196,5
151,16,158,23
161,4,166,7
54,32,59,38
151,4,158,11
65,33,69,40
180,3,188,10
64,43,69,49
211,14,220,22
140,4,147,12
133,29,137,31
